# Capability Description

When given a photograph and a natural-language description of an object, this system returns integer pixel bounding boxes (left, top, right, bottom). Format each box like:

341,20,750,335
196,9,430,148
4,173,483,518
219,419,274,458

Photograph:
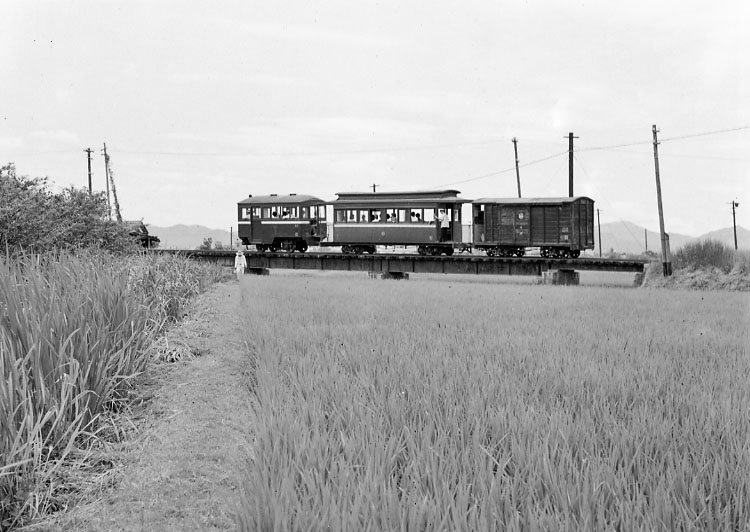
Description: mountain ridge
144,222,749,252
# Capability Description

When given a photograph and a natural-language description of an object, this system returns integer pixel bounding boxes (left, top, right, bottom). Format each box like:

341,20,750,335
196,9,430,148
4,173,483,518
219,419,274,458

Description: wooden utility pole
512,138,521,198
566,132,578,197
101,143,111,219
371,183,378,193
644,229,648,253
732,200,739,250
597,208,602,258
652,125,672,276
83,148,93,194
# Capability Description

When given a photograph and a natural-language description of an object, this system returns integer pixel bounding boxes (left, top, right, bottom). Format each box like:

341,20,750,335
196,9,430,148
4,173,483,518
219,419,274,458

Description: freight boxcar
472,197,595,258
237,194,327,252
326,190,469,255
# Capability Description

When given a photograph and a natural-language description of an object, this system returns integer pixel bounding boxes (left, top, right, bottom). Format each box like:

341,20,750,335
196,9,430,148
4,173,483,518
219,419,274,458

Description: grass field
238,273,750,531
0,252,229,529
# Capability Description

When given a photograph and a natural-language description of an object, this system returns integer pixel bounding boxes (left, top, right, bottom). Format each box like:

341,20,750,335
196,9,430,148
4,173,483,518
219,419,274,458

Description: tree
197,237,213,250
0,163,138,253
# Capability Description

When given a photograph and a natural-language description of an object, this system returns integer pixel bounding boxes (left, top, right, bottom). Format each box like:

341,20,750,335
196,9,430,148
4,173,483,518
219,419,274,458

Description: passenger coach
472,197,595,258
237,194,327,252
326,190,469,255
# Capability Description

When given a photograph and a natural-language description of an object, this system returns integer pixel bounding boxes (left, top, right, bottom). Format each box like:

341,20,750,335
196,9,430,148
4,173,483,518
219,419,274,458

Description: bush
0,163,138,254
671,239,736,273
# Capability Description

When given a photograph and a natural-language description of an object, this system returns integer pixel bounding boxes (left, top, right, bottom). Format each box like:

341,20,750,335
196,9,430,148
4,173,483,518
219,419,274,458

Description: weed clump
672,239,735,273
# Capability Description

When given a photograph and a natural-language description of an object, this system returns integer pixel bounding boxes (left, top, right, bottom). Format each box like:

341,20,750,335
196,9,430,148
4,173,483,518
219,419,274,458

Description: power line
433,149,568,189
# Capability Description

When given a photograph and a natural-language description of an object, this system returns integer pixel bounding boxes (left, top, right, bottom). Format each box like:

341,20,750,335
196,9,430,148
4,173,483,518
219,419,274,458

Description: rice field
0,251,229,529
237,273,750,531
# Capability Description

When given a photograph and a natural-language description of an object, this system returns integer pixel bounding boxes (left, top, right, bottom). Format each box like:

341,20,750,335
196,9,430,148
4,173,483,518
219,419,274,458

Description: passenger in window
415,213,422,223
272,211,278,218
282,210,290,219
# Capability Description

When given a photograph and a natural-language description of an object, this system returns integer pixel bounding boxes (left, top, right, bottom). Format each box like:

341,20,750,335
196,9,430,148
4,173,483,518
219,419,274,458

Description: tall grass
672,239,742,273
0,251,228,529
237,276,750,531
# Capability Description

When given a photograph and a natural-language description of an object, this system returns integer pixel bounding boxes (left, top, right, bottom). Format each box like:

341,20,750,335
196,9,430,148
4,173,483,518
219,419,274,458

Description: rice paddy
237,273,750,531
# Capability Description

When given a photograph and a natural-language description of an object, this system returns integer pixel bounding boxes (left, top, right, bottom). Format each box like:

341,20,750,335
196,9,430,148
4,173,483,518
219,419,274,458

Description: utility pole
512,138,522,198
101,143,111,219
565,132,578,197
644,228,648,254
371,183,378,193
731,200,739,250
652,125,672,276
597,208,602,258
83,148,93,194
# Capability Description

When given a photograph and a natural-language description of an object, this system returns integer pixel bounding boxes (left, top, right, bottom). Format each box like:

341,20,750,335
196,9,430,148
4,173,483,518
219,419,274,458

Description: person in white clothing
234,250,247,280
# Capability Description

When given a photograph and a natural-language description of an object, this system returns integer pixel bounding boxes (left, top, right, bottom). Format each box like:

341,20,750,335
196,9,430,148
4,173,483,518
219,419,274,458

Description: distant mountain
145,222,749,252
146,224,232,250
596,221,749,254
698,226,750,250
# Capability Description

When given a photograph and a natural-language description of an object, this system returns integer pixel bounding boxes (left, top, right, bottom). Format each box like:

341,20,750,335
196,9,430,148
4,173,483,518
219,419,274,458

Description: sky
2,0,749,237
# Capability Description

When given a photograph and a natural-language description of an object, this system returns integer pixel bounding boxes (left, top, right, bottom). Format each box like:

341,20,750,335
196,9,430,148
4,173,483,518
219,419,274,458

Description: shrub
671,239,736,273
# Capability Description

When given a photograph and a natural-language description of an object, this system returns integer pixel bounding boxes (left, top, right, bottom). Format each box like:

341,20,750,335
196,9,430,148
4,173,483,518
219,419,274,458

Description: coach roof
333,190,468,205
238,194,325,205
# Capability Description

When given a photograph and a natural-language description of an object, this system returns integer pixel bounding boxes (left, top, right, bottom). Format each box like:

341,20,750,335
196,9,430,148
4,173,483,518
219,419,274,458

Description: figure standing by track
234,250,247,280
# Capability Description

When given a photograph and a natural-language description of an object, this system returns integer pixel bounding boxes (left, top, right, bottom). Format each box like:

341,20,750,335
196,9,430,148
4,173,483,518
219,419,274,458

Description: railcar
237,194,327,252
472,197,595,258
326,190,469,255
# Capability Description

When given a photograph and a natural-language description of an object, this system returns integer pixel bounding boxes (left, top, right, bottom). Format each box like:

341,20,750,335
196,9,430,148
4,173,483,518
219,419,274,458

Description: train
237,190,595,258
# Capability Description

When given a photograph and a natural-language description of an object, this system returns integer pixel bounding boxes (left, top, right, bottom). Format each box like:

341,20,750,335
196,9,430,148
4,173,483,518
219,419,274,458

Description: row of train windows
334,208,454,224
240,205,327,220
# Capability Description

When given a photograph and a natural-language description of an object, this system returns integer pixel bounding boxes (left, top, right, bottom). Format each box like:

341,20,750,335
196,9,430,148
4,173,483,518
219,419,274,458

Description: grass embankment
0,251,228,530
238,275,750,531
644,239,750,290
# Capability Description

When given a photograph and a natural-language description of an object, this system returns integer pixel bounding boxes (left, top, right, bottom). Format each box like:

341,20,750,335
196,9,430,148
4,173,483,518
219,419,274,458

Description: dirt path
39,281,254,532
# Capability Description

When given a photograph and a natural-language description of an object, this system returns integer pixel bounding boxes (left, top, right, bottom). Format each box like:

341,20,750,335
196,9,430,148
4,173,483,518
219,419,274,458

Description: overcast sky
2,0,748,236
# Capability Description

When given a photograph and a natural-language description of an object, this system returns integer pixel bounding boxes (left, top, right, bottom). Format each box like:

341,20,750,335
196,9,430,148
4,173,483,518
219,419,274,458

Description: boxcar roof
473,196,593,205
334,189,469,205
238,194,325,205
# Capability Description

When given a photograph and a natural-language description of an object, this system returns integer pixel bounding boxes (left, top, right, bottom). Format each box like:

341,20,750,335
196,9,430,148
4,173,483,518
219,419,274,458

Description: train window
262,207,271,219
317,205,326,219
369,209,382,222
289,207,299,218
348,210,357,222
385,209,397,223
474,206,484,224
397,209,407,222
359,210,370,223
240,208,250,220
300,206,309,218
252,207,261,219
335,210,345,223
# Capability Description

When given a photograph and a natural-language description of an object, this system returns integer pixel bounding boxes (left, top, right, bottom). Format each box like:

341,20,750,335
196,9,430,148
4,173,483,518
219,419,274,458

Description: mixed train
237,190,595,258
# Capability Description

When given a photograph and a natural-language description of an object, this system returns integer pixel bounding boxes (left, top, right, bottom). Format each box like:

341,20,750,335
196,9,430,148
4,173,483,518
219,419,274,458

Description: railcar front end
237,194,327,252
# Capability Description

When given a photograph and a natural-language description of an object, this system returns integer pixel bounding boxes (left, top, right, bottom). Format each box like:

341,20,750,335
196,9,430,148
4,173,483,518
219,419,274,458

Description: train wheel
570,250,580,258
296,241,308,253
515,248,525,257
366,246,377,254
444,247,454,256
417,246,427,256
268,245,277,253
342,245,352,254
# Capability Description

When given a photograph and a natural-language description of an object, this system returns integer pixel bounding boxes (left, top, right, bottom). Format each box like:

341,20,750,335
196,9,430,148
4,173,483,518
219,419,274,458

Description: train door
473,204,485,243
450,204,462,243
